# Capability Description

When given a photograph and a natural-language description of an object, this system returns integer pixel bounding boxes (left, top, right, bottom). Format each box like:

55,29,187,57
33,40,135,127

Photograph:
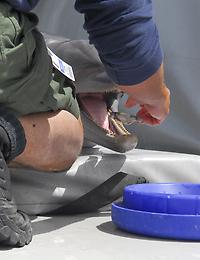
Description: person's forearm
119,64,166,104
75,0,163,86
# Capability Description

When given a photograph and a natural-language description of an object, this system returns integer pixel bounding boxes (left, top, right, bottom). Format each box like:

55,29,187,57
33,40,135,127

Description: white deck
1,208,200,260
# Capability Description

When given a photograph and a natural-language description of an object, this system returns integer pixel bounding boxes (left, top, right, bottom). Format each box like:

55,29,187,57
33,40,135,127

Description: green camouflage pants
0,2,80,118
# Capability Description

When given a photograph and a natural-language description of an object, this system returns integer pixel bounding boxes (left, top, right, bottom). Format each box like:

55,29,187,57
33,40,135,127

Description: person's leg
13,111,83,172
0,2,83,172
0,2,82,247
0,107,32,247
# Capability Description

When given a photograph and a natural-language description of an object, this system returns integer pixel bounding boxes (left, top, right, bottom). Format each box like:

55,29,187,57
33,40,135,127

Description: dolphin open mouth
78,92,138,152
79,93,111,133
78,92,137,136
44,33,138,153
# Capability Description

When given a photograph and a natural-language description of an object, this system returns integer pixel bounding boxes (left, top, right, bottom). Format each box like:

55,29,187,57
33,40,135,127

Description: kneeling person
0,2,83,246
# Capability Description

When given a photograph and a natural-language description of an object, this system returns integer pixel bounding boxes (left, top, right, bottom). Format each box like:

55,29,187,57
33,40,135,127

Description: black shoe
0,150,32,247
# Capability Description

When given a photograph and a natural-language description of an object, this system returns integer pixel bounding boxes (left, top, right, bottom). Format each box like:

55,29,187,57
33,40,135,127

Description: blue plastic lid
111,183,200,240
123,183,200,215
112,202,200,241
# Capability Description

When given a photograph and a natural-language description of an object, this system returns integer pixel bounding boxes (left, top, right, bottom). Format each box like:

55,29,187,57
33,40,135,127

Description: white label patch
47,47,75,81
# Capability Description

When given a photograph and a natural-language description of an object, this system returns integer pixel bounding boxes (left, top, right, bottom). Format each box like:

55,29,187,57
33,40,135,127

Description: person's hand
118,64,170,125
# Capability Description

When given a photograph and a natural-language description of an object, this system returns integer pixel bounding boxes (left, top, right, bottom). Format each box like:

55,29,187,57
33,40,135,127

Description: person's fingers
120,83,170,125
124,96,138,108
140,87,170,123
143,104,164,121
136,106,161,126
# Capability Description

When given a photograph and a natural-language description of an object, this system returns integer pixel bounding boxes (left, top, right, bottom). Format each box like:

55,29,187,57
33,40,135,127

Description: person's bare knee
13,110,83,171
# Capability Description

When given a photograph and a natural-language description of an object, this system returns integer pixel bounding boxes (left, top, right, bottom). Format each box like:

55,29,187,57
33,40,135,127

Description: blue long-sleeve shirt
6,0,38,12
5,0,163,85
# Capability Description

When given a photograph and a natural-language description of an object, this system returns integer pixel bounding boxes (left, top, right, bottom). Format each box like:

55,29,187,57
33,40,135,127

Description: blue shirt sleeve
5,0,39,12
75,0,163,85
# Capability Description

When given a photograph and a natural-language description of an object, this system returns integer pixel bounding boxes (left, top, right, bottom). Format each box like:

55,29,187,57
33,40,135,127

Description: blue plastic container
123,183,200,215
112,183,200,240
